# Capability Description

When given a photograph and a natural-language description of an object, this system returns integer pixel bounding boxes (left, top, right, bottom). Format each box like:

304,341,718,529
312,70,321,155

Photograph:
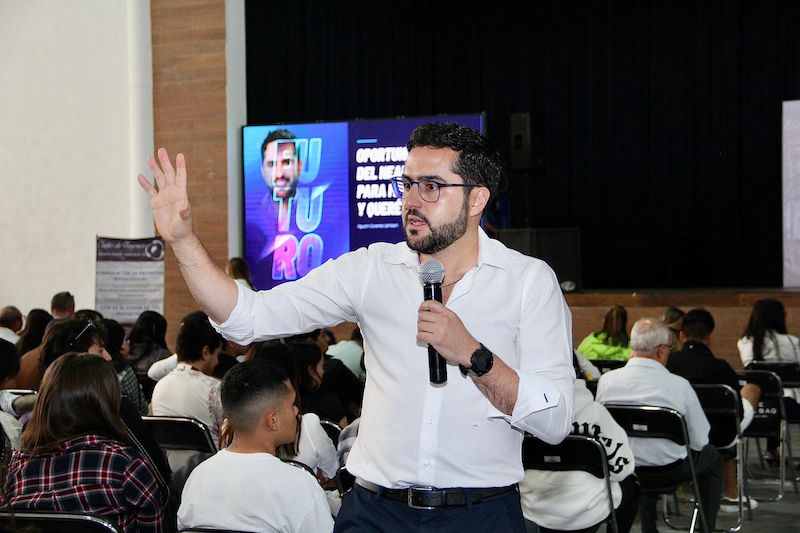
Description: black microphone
419,259,447,384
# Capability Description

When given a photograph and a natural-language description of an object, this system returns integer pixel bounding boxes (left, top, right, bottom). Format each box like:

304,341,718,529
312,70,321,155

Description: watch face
471,347,493,375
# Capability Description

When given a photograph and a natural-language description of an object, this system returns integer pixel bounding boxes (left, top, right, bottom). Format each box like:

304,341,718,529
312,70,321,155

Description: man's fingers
175,153,187,188
147,155,166,191
137,174,157,199
418,300,447,313
157,147,176,184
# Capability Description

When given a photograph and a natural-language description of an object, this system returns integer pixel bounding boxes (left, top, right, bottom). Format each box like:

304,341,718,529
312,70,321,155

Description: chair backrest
522,434,608,479
735,369,784,438
318,419,342,446
584,379,599,397
0,510,119,532
604,404,689,446
281,458,316,477
592,359,626,374
335,465,356,497
745,361,800,387
691,384,741,449
141,416,217,453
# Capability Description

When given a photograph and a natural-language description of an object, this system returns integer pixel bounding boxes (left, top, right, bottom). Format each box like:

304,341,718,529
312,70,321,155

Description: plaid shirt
1,434,165,533
118,365,149,415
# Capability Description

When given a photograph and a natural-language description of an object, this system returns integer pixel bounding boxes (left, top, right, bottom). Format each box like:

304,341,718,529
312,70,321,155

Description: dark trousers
637,445,723,533
334,484,527,533
529,474,640,533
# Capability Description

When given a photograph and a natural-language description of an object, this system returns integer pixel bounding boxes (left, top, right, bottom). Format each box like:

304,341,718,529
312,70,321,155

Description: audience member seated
146,310,208,382
0,306,23,345
667,308,760,512
211,338,246,380
574,350,601,381
596,317,723,533
0,339,23,449
151,318,224,447
327,326,366,382
49,290,75,321
225,256,255,290
737,297,800,462
337,417,360,466
177,359,334,532
250,341,341,481
577,305,631,361
103,318,149,415
521,353,638,533
14,308,52,357
286,339,350,428
125,310,171,375
659,306,685,352
0,352,167,532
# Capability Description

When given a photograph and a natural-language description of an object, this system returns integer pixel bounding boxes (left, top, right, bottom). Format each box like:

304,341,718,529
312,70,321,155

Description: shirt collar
683,340,713,357
381,227,511,271
625,356,668,372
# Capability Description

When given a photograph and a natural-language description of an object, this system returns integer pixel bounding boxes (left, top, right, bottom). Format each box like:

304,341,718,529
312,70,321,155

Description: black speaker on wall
494,228,582,291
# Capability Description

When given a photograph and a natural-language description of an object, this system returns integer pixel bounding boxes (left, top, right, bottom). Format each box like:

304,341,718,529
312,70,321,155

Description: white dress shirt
596,357,710,467
292,412,340,479
214,228,575,489
0,327,19,345
738,332,800,401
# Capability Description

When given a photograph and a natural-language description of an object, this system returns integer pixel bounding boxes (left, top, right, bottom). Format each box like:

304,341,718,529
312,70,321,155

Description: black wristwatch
459,343,494,377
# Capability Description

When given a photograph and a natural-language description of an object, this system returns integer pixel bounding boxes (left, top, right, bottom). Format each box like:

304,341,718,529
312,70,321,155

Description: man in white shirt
151,318,224,450
0,306,23,344
596,317,723,533
178,359,334,532
139,122,575,532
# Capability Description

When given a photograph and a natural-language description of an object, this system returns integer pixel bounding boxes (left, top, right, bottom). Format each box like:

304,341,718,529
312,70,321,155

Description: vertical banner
784,100,800,287
95,237,165,323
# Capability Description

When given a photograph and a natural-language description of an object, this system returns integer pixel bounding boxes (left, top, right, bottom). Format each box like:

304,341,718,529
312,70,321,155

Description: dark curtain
245,0,800,289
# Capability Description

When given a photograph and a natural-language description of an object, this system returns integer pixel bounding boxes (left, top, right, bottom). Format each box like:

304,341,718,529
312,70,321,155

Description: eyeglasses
69,319,97,349
390,177,479,203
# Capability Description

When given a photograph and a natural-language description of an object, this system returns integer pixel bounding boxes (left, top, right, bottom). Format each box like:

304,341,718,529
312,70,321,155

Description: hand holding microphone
419,259,447,384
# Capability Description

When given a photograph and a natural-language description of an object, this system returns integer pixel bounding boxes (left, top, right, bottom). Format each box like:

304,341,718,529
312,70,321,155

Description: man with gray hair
596,317,723,533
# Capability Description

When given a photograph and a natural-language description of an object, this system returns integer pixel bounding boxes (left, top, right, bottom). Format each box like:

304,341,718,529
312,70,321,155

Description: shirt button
427,419,433,425
424,461,430,468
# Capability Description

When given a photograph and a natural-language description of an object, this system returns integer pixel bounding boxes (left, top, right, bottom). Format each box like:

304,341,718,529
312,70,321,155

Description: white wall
0,0,154,315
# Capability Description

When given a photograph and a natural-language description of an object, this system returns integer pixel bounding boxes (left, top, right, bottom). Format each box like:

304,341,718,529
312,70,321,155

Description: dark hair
74,309,104,322
21,352,128,454
221,359,290,432
351,326,362,343
181,310,209,326
682,308,715,340
40,319,104,375
0,339,21,385
250,339,323,397
127,310,168,357
176,319,222,362
50,291,75,312
0,306,22,329
15,308,53,355
660,307,685,327
225,257,254,289
260,129,296,159
100,318,129,373
743,298,789,361
407,122,503,196
597,305,629,347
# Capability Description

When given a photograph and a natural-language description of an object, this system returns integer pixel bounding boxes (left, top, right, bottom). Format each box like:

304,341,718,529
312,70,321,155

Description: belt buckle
407,486,438,510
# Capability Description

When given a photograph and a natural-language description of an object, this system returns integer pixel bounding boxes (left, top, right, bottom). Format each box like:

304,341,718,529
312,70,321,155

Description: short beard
404,197,470,255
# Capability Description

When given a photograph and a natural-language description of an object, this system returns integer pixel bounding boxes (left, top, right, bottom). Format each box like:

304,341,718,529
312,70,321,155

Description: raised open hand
137,148,193,243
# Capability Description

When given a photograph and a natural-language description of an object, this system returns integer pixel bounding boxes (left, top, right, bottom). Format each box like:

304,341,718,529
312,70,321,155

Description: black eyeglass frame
390,177,480,203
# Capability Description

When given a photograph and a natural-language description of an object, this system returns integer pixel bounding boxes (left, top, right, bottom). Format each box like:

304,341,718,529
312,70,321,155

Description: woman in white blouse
738,298,800,459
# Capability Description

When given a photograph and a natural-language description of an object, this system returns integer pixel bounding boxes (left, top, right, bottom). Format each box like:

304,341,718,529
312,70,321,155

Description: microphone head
419,259,445,285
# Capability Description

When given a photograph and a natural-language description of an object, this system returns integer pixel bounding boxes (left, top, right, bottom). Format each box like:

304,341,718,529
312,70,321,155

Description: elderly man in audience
178,359,334,532
596,317,723,533
666,307,761,512
0,306,23,344
49,291,75,321
151,318,224,449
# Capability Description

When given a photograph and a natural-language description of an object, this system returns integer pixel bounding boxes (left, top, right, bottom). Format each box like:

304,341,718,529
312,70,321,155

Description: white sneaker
719,496,759,513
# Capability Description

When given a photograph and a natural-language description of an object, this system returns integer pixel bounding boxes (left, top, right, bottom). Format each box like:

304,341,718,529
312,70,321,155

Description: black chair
177,528,255,533
281,458,316,477
584,379,599,397
318,419,342,446
745,361,800,388
0,510,119,532
736,369,799,500
605,404,709,533
335,465,356,497
521,434,618,533
692,383,751,526
135,373,157,403
592,359,626,374
142,415,217,472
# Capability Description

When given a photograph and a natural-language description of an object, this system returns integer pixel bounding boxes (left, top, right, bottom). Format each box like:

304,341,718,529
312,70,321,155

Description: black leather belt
355,478,517,509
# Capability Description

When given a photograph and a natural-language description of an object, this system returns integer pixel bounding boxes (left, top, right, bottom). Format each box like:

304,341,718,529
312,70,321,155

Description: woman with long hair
125,310,170,375
225,257,255,290
15,308,52,356
738,298,800,460
0,352,166,532
577,305,631,360
103,318,148,414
